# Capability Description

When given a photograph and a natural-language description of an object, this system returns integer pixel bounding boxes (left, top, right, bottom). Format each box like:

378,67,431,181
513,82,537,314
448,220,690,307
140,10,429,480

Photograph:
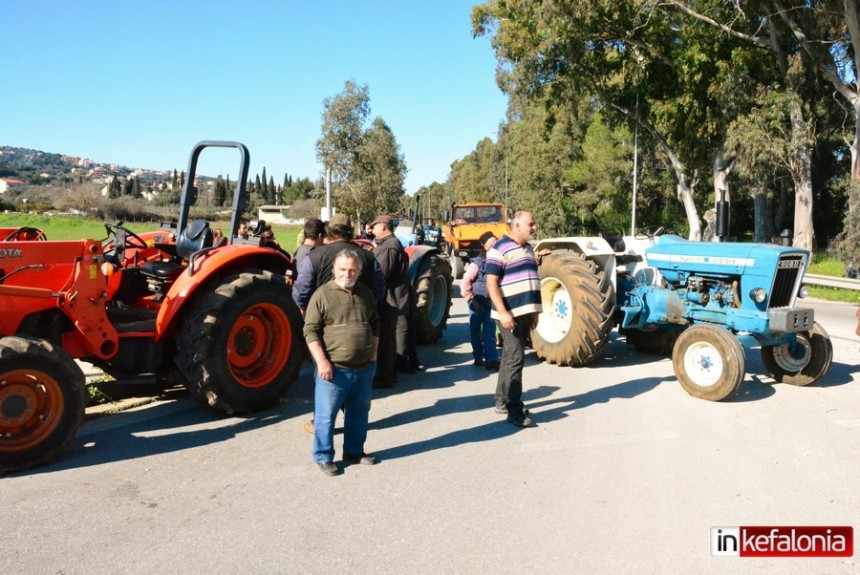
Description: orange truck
442,202,510,278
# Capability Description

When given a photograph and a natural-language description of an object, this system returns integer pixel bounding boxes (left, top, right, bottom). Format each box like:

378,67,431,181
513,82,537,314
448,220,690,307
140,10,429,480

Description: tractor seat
176,219,213,261
139,220,213,287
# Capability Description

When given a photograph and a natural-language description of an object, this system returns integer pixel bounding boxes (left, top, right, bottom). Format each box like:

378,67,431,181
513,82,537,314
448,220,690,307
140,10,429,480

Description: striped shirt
484,235,542,319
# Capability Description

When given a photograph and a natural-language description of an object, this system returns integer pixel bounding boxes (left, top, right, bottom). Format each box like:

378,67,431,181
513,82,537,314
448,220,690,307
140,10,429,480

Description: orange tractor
0,141,304,473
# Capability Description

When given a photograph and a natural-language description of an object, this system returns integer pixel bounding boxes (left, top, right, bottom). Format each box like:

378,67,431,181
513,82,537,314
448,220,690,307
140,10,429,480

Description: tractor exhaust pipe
715,189,729,242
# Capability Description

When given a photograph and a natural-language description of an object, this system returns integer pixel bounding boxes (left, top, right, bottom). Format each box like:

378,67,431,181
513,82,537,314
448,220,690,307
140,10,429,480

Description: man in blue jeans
304,249,380,476
461,231,500,370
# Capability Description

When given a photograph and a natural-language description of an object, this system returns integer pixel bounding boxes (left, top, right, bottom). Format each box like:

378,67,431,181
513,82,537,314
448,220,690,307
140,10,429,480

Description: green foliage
807,253,845,277
564,111,633,234
315,81,408,223
316,80,371,184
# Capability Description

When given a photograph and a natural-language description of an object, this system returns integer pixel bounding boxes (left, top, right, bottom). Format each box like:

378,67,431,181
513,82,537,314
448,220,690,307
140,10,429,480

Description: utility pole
325,168,333,220
631,91,639,236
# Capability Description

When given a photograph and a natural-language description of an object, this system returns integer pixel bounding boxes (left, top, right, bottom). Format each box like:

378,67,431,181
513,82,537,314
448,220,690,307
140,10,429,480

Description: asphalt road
2,292,858,574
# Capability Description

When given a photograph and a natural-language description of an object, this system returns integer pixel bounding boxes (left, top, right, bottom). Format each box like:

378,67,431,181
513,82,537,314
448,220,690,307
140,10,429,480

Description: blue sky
2,0,508,194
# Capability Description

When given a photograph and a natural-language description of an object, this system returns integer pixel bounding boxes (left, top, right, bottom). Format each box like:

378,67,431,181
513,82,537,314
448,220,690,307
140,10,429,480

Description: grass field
0,213,303,248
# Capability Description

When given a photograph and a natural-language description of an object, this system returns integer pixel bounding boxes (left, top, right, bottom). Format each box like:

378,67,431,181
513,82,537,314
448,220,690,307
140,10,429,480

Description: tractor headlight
100,262,117,277
797,286,809,299
749,287,767,304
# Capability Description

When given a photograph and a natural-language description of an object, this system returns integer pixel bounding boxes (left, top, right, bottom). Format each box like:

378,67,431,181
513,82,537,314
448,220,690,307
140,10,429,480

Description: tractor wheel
622,326,682,355
672,324,745,401
0,336,86,474
411,253,453,343
175,270,304,414
760,322,832,386
532,253,615,366
448,247,464,280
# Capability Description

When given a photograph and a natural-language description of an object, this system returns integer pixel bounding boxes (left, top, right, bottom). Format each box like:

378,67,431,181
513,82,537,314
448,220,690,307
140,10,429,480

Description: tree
108,175,122,199
261,167,269,203
564,111,634,235
472,0,780,241
316,80,371,218
350,117,408,221
214,175,227,207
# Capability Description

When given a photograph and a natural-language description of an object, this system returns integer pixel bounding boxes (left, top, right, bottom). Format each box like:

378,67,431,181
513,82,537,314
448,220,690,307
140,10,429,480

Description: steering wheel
104,222,148,250
4,226,47,241
634,226,665,240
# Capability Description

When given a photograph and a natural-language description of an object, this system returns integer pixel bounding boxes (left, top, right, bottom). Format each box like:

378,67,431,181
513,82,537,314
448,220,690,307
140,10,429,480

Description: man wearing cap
369,214,409,388
461,231,500,370
292,213,385,312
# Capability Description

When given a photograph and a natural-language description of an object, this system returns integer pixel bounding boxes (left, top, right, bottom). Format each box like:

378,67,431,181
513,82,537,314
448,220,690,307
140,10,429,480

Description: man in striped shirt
485,211,545,428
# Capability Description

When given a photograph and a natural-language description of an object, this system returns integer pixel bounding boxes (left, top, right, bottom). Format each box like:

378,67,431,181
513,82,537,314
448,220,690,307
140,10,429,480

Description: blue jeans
312,362,376,463
469,296,498,363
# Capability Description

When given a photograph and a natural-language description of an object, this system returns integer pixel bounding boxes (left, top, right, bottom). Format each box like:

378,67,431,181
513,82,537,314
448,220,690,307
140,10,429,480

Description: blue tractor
531,230,833,401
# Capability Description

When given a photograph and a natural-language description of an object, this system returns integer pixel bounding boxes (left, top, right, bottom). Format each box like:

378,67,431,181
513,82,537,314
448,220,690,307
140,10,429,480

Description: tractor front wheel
176,271,304,414
672,324,744,401
531,253,615,366
411,253,453,343
761,322,832,386
0,337,86,474
448,246,464,280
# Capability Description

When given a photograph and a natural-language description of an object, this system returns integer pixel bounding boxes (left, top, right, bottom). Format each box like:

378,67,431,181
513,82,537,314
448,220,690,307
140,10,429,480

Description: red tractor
0,141,304,473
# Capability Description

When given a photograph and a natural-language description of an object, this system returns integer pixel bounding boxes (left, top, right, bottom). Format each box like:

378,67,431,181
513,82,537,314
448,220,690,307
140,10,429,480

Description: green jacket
303,280,380,368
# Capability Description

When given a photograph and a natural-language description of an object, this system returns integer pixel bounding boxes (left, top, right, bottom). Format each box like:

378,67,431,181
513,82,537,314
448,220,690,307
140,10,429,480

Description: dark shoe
507,411,535,428
411,362,425,371
317,461,340,476
474,358,485,367
303,419,314,434
495,404,529,415
373,378,396,389
344,452,378,465
484,360,500,370
397,364,417,374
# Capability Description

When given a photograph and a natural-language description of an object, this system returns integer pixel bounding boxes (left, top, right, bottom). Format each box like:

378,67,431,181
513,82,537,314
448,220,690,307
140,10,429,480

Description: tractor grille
769,254,804,308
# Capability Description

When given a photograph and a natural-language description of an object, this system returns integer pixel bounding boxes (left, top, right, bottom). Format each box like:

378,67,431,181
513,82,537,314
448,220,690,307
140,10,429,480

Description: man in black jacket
369,214,409,388
292,214,384,313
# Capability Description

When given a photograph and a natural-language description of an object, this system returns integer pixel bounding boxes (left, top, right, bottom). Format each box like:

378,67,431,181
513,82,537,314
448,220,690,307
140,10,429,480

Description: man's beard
335,276,357,289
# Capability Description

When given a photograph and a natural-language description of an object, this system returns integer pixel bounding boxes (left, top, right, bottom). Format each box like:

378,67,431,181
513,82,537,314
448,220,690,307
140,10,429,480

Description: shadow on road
18,397,312,476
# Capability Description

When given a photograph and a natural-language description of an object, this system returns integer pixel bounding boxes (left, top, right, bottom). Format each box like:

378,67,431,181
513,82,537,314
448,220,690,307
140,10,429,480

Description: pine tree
261,168,269,203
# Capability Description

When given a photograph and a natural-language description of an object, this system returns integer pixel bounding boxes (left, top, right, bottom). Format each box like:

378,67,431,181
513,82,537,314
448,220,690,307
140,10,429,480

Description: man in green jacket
304,249,380,476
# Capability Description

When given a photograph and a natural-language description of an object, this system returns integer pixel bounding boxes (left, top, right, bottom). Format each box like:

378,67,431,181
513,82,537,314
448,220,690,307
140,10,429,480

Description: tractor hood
644,234,808,283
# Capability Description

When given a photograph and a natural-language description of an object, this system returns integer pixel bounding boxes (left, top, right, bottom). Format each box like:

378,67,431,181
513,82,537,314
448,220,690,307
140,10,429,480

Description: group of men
292,209,546,476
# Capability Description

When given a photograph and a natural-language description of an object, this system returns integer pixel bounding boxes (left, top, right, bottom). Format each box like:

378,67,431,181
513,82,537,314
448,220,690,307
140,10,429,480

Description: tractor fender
535,237,618,290
155,245,290,340
405,244,439,283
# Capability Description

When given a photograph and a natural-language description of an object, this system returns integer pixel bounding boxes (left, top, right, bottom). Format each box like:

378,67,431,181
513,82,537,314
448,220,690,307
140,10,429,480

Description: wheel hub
1,383,37,425
771,337,812,372
683,342,723,387
536,278,572,343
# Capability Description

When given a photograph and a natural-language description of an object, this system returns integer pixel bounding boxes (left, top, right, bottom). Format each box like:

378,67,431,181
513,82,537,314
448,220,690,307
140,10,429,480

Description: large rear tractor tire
672,324,744,401
411,253,453,343
0,337,86,474
532,253,615,366
176,270,304,414
760,322,832,386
